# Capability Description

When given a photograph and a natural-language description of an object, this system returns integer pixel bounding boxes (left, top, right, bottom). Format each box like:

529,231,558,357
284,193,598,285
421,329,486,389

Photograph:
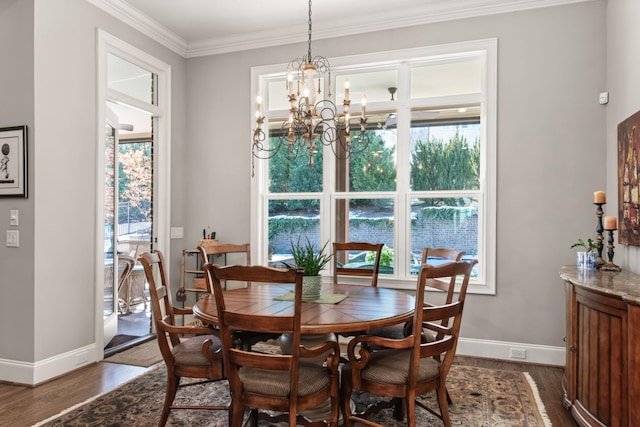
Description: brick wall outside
269,207,478,257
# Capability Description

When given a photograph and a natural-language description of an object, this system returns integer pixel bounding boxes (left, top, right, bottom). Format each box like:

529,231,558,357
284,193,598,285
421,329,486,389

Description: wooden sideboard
560,266,640,427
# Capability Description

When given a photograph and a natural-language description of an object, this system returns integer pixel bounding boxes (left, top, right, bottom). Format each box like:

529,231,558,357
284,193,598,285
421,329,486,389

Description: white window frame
250,39,497,294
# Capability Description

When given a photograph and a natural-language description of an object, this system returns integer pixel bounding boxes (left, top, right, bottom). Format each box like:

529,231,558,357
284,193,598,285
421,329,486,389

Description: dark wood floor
0,353,576,426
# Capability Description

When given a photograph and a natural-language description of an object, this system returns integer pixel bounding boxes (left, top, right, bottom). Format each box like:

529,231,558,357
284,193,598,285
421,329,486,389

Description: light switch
6,230,19,247
10,209,18,226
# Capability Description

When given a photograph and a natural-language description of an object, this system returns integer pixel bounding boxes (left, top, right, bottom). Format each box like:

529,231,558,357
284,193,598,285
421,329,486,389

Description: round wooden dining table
193,282,415,335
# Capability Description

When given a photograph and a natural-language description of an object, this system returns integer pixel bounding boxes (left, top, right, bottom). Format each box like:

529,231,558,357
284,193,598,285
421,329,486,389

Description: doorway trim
96,29,171,355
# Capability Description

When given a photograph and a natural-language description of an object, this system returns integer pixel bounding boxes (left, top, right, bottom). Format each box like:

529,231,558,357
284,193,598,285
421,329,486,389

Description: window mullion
396,63,411,277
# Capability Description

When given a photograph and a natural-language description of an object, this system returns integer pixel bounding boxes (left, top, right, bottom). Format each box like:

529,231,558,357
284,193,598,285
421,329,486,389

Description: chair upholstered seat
172,334,222,366
239,361,332,397
366,325,407,340
360,349,440,384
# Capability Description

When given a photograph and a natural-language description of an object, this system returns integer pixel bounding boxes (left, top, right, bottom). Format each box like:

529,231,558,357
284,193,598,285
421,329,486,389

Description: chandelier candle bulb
604,215,617,230
594,191,606,204
344,80,350,101
362,95,367,118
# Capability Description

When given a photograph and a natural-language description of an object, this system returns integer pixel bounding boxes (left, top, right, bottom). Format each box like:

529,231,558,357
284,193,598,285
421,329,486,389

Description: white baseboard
457,337,566,366
0,343,99,385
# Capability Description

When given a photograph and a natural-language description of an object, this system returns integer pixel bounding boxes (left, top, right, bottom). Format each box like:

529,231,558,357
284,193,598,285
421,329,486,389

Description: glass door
98,31,170,352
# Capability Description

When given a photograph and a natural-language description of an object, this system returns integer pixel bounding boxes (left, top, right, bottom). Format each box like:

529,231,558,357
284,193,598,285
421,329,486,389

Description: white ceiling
92,0,588,57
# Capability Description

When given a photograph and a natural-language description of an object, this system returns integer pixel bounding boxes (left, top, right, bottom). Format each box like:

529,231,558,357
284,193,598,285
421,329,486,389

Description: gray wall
0,0,35,362
184,1,607,348
606,0,640,270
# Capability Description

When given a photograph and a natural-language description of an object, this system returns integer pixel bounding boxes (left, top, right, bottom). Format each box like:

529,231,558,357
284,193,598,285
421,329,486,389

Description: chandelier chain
307,0,313,63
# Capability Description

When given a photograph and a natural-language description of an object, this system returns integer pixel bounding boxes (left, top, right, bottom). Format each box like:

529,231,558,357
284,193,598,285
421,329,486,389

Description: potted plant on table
285,236,332,300
571,238,599,269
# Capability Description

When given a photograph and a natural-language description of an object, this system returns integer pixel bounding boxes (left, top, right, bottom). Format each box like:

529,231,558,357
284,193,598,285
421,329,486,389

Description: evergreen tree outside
266,127,481,211
268,137,323,214
349,133,396,192
410,129,480,206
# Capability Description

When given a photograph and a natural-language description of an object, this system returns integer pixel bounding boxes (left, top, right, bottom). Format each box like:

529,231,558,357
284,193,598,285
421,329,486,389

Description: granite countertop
560,266,640,305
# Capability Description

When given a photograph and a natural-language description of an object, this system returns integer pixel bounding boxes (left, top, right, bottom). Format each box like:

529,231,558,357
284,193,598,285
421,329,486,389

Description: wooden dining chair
421,247,465,265
369,247,467,340
420,248,466,341
366,246,468,408
204,263,341,427
139,250,226,427
341,260,477,427
198,243,280,350
332,242,384,340
333,242,384,287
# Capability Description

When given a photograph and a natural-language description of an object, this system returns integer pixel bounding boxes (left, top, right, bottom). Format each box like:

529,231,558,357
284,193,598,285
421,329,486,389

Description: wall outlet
510,348,527,359
170,227,184,239
6,230,18,247
599,91,609,105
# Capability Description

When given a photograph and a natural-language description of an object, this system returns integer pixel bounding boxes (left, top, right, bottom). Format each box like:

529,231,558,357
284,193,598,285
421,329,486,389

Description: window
251,39,497,293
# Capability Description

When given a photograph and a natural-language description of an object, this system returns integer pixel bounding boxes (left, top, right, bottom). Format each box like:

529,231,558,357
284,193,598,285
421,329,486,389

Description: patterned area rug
33,358,551,426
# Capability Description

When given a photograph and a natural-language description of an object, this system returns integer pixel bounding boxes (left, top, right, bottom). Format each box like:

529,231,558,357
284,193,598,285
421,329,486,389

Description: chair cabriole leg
437,385,452,427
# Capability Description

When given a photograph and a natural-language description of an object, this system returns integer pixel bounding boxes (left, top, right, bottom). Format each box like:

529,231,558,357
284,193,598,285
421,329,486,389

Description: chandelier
252,0,369,173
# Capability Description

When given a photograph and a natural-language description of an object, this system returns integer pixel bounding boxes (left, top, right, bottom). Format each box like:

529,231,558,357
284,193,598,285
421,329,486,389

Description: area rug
104,338,162,367
33,362,551,426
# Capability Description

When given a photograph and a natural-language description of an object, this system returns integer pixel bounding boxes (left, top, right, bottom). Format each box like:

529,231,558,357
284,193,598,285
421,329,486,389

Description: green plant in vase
285,236,332,300
570,238,598,252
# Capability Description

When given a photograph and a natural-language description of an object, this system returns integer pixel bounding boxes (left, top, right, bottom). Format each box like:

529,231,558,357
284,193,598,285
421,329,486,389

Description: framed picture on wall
0,125,28,198
618,111,640,245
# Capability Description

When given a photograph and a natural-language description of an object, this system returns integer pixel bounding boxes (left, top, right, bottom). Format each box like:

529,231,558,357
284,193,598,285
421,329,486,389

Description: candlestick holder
594,202,605,267
600,228,622,272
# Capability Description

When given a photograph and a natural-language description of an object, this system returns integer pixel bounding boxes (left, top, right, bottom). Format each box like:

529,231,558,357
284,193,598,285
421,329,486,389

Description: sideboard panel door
575,287,626,427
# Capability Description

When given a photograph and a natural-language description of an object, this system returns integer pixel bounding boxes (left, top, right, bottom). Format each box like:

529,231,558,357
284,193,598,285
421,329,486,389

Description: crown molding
87,0,188,56
88,0,595,59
